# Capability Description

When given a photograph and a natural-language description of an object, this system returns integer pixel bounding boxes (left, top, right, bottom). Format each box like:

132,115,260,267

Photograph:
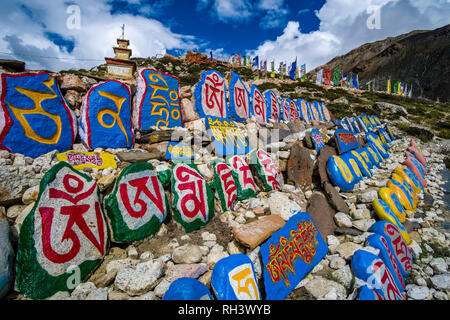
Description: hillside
310,24,450,102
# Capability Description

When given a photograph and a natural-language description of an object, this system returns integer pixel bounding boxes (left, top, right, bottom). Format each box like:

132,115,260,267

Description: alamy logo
66,5,81,30
367,5,381,30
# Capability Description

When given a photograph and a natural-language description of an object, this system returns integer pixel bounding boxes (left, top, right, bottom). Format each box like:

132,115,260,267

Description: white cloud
249,0,450,71
212,0,254,22
0,0,197,71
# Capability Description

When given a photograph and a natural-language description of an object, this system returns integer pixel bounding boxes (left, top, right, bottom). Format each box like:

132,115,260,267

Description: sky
0,0,449,72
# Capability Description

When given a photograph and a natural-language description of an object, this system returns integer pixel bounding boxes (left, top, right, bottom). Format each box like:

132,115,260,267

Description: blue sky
0,0,449,71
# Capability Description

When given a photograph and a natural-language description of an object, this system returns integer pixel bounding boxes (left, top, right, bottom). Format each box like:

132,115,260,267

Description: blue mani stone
79,80,133,149
228,72,250,122
135,69,183,130
402,166,424,193
366,133,389,159
310,128,326,153
357,117,369,133
352,118,361,133
335,129,359,154
341,152,363,183
349,149,372,178
163,278,213,300
370,221,413,277
364,145,381,168
166,142,194,160
308,102,316,121
320,103,331,122
0,72,76,158
351,250,405,300
205,115,249,156
386,123,395,141
344,117,355,133
194,70,228,119
358,148,375,170
376,128,390,151
358,285,383,300
261,211,328,300
211,254,261,300
367,234,406,292
327,155,356,192
265,90,279,122
379,128,392,144
313,101,323,121
369,115,378,127
366,142,386,165
297,99,310,123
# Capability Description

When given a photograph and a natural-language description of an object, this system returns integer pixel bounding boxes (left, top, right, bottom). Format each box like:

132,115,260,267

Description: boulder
323,182,350,214
232,215,285,250
317,146,337,185
287,142,314,188
374,102,408,116
306,192,337,241
0,211,14,299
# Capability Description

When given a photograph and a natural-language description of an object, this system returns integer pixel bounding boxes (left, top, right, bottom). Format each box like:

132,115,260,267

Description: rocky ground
0,56,449,300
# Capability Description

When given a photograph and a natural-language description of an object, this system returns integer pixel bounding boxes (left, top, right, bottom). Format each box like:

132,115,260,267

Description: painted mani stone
394,166,423,194
386,124,395,141
352,118,361,133
372,199,410,245
57,150,117,170
211,254,260,300
369,115,378,127
15,162,108,299
378,188,407,223
341,152,363,184
378,128,392,145
79,80,133,149
321,103,331,122
351,250,405,300
327,155,356,192
213,160,238,212
104,162,168,243
367,234,406,291
194,70,227,119
364,145,382,168
287,99,299,121
359,149,374,170
404,156,426,188
370,221,413,274
358,285,384,300
0,72,76,158
362,115,373,130
280,98,290,122
249,149,283,192
310,128,326,153
261,211,328,300
357,117,369,133
344,117,355,133
205,116,249,156
313,101,323,121
228,73,250,122
226,155,256,201
166,142,194,160
164,277,213,300
334,129,359,154
251,85,268,123
298,99,310,124
407,146,427,168
387,180,415,212
350,149,372,178
391,173,419,207
265,90,280,122
366,134,389,159
310,101,321,122
171,162,214,233
134,68,183,130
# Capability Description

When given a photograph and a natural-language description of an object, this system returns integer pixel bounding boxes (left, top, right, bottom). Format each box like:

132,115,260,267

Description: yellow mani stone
391,173,419,208
387,180,414,213
57,150,117,170
379,187,406,223
373,199,411,245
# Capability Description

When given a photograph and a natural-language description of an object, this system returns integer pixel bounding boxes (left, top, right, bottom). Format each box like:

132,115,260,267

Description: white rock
47,291,72,300
430,258,448,274
128,291,156,300
86,288,109,300
334,212,353,228
71,282,97,300
329,256,346,270
358,190,378,203
430,274,450,290
327,235,340,246
201,232,217,242
140,251,154,261
406,285,430,300
114,260,165,296
206,245,229,268
352,219,376,232
304,276,347,300
172,244,202,264
106,258,140,274
154,278,171,298
331,265,353,289
268,192,301,221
